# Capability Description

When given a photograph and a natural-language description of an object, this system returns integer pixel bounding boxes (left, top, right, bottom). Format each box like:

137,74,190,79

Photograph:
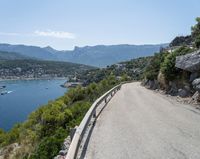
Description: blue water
0,79,68,131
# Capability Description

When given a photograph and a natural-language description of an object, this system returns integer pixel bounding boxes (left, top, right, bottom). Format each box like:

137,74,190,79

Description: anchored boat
1,90,13,95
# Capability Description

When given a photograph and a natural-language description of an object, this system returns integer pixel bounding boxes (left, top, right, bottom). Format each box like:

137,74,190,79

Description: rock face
175,49,200,72
167,81,178,96
142,80,159,90
178,88,190,97
189,91,200,104
192,78,200,92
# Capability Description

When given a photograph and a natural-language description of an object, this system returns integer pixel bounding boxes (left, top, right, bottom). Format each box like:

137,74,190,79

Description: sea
0,79,68,131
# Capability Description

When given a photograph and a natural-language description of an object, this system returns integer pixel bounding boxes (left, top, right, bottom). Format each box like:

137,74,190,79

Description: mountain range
0,43,168,67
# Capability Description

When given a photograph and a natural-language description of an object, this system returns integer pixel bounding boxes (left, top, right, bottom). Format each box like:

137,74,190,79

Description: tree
144,52,167,80
191,17,200,48
161,46,193,81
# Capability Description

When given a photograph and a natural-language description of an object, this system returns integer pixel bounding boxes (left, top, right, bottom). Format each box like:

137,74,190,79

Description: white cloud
34,30,76,39
0,30,76,39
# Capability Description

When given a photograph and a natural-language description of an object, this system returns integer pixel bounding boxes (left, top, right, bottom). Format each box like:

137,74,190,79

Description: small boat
1,90,13,95
0,85,6,89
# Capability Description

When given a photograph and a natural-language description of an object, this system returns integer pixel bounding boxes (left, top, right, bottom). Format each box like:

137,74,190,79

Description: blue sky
0,0,199,50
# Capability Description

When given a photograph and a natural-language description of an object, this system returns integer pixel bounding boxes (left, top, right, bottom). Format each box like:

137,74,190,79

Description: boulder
192,78,200,92
167,81,178,96
178,89,190,97
59,149,68,156
62,136,71,150
189,91,200,104
175,49,200,72
146,80,159,90
190,72,199,82
54,155,65,159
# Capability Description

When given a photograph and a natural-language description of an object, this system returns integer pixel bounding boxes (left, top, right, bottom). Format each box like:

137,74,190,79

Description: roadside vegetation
144,17,200,84
75,56,152,86
0,75,124,159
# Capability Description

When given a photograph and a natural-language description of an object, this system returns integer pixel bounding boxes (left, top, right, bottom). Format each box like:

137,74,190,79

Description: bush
144,52,167,80
192,17,200,48
31,128,66,159
161,46,193,81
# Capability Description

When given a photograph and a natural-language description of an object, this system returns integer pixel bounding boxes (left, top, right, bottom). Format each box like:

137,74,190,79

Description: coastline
0,77,68,82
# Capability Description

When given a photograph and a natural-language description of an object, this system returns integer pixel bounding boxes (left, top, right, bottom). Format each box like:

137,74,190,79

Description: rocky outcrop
167,81,178,96
142,79,159,90
54,136,71,159
192,78,200,92
175,49,200,72
177,86,191,97
170,36,193,47
189,91,200,104
0,143,20,159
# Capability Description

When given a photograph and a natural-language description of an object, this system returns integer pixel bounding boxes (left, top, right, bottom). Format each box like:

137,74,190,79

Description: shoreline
0,77,68,82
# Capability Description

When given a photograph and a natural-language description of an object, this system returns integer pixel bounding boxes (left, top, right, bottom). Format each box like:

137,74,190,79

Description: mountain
0,51,30,60
0,44,57,60
0,43,168,67
63,44,168,67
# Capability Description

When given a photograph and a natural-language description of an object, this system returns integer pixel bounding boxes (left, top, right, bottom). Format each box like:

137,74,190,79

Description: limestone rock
175,49,200,72
167,81,178,96
178,89,190,97
145,80,159,90
192,78,200,92
190,72,199,82
189,91,200,104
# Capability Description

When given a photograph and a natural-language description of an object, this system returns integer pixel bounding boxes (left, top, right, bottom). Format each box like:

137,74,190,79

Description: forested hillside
0,51,29,60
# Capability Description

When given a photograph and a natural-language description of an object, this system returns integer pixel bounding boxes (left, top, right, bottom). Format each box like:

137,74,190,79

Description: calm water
0,79,68,131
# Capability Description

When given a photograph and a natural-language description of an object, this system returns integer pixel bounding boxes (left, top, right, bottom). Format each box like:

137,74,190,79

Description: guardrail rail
65,83,123,159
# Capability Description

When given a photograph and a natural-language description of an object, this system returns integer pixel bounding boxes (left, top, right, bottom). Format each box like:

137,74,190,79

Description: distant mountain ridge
0,51,30,60
0,43,168,67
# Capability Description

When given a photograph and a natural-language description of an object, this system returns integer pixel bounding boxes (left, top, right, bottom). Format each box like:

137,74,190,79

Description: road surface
85,82,200,159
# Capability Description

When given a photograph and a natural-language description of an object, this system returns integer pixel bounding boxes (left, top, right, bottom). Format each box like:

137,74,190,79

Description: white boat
1,90,13,95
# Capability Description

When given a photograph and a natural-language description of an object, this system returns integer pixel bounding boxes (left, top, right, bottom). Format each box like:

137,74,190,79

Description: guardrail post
105,97,107,103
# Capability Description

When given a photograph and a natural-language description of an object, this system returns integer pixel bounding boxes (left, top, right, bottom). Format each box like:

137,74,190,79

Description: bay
0,79,68,131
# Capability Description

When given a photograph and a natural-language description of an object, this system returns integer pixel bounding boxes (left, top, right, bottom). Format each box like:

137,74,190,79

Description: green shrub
144,52,167,80
192,17,200,48
161,46,193,81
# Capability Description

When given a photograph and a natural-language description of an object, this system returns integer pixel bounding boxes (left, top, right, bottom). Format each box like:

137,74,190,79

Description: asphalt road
85,82,200,159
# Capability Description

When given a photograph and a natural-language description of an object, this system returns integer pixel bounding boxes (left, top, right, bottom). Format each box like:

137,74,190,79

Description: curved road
85,82,200,159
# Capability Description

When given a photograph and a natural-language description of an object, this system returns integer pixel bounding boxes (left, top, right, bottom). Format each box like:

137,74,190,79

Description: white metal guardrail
65,83,123,159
